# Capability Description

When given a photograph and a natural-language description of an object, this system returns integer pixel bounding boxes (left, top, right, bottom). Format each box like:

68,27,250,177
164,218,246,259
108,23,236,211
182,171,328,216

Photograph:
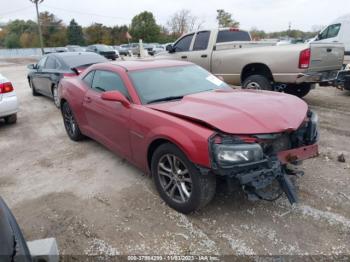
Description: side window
92,70,129,97
45,56,57,69
37,56,47,68
318,24,341,40
83,71,95,87
173,34,194,52
193,31,210,51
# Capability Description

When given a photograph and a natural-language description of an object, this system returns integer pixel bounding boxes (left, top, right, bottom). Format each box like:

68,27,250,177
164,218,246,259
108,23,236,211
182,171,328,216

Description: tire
4,114,17,124
284,83,311,98
61,101,84,141
151,143,216,214
52,84,60,108
242,75,273,91
29,78,39,96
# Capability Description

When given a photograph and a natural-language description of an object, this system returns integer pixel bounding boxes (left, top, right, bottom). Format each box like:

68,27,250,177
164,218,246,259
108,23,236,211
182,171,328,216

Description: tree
85,23,111,44
167,9,203,37
39,11,67,46
67,19,85,45
250,27,267,40
130,11,160,42
216,9,239,28
4,33,21,48
110,25,128,45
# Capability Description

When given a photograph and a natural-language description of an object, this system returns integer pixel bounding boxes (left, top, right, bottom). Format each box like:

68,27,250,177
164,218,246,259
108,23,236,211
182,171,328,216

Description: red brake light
299,48,311,69
0,82,14,94
229,28,239,32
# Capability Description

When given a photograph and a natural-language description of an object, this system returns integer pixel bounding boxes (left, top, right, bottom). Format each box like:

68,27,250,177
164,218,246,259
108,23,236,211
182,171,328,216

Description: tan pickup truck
156,28,345,97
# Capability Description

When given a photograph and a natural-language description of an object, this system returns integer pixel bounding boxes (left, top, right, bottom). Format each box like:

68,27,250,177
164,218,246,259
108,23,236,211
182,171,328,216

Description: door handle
181,55,187,59
201,54,208,58
84,96,92,103
327,48,332,52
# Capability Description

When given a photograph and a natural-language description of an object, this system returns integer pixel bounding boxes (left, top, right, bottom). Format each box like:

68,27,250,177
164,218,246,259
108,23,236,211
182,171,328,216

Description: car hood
147,89,308,134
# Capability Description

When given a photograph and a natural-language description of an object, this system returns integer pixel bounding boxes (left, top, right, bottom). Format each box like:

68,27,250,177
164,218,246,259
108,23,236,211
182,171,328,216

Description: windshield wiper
147,96,183,104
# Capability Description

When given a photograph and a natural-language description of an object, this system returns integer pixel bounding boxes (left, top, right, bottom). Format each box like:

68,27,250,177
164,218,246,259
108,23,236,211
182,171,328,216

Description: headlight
213,143,263,167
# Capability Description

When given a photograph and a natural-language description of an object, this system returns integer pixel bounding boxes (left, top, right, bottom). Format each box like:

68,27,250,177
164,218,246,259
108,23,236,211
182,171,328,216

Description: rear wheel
52,85,60,108
151,143,216,214
284,83,311,98
61,101,84,141
242,75,273,91
4,114,17,124
29,78,39,96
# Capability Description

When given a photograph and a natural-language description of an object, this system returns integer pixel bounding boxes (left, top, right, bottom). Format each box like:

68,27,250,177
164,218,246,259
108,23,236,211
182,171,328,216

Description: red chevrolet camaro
58,60,319,214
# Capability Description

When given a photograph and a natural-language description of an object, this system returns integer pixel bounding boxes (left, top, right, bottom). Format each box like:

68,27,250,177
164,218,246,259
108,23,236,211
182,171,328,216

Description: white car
0,74,18,124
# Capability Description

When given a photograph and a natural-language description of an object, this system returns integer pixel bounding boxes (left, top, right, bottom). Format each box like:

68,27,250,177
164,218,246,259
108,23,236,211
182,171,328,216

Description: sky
0,0,349,32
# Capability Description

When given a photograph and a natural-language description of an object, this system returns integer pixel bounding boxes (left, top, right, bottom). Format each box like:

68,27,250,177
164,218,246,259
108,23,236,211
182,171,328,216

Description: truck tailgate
308,43,344,72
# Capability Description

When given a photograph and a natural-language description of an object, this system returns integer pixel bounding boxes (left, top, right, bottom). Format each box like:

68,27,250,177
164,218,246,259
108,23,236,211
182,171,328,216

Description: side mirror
101,91,130,108
27,64,37,70
166,44,174,53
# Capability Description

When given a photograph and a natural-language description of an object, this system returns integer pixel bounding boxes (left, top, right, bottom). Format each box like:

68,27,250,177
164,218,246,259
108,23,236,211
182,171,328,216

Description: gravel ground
0,61,349,257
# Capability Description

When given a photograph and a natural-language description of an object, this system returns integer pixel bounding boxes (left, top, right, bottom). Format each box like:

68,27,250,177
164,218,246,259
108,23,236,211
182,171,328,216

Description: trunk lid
147,89,308,134
308,42,344,72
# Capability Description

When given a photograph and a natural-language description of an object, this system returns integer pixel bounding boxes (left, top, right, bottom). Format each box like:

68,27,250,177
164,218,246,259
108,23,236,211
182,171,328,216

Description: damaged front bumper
207,111,319,205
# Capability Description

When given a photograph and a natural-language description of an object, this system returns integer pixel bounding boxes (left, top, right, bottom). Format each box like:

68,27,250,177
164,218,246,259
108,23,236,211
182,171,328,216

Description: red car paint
59,60,314,173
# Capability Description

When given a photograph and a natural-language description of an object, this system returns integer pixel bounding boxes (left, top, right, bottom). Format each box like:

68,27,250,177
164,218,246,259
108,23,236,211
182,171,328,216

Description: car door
31,56,47,93
316,23,342,44
187,31,211,70
171,33,195,61
82,69,131,158
38,56,59,97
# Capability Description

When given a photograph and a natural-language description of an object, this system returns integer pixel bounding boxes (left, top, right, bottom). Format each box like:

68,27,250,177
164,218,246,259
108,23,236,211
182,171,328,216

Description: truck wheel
284,83,311,98
4,114,17,124
242,75,272,91
151,143,216,214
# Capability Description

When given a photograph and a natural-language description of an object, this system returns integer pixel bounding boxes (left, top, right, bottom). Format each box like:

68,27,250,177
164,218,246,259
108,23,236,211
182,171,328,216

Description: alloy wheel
157,154,192,203
62,103,77,137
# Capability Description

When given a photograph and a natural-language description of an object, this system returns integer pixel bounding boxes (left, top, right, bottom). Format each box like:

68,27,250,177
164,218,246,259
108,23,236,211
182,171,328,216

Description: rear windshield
60,54,107,68
96,45,114,51
216,30,251,43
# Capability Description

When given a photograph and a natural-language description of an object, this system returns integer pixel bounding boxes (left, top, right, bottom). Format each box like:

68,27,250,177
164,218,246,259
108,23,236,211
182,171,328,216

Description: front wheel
284,83,311,98
4,114,17,124
151,143,216,214
61,101,84,141
242,75,273,91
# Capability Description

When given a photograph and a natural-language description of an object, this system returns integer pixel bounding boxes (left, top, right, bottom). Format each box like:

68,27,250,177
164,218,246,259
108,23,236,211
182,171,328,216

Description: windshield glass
97,45,114,51
129,65,229,104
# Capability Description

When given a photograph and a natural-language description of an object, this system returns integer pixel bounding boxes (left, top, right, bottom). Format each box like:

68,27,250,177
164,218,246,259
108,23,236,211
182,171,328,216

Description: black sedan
86,44,118,60
27,52,107,107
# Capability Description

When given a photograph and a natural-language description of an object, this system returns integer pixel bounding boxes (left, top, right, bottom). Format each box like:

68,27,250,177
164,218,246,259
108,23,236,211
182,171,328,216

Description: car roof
50,52,95,57
109,59,193,71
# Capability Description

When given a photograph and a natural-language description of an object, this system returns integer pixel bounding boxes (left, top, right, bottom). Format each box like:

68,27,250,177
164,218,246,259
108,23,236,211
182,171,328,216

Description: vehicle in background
53,47,68,53
313,14,350,91
109,46,120,57
59,60,318,213
27,52,107,107
0,73,18,124
66,45,85,52
0,196,59,262
115,45,130,56
86,44,119,60
146,43,165,56
156,28,344,97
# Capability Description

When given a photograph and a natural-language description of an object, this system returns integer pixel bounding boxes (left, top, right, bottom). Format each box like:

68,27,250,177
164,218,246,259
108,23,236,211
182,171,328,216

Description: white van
314,14,350,65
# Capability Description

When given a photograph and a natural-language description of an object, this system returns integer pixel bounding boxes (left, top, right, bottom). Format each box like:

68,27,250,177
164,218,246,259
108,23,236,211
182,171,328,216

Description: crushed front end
208,110,319,205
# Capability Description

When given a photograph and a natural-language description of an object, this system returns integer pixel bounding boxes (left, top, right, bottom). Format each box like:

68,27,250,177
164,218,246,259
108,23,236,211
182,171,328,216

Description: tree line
0,9,319,49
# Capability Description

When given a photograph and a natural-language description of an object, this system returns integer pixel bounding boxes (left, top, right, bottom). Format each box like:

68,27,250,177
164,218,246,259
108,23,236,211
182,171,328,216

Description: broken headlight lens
213,143,263,167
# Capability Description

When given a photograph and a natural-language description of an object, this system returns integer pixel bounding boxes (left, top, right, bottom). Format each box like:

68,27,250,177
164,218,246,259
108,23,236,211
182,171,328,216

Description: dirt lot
0,60,350,256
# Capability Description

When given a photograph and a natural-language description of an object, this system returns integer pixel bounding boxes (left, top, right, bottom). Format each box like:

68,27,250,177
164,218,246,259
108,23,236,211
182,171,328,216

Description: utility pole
30,0,44,54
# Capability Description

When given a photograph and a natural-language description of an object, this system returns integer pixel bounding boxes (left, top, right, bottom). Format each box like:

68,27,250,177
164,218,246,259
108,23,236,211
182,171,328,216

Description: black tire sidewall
284,83,311,98
151,143,207,214
242,75,272,91
61,102,83,141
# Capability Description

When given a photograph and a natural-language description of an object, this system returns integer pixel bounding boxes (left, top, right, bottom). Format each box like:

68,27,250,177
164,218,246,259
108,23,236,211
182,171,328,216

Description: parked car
0,73,18,124
0,196,59,262
145,43,165,56
118,44,132,56
313,14,350,91
27,52,107,107
66,45,85,52
156,28,344,97
86,44,118,60
58,60,319,214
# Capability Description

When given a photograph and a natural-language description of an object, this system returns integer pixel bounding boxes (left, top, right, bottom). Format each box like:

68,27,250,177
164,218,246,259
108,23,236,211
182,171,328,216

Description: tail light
0,82,14,94
299,48,311,69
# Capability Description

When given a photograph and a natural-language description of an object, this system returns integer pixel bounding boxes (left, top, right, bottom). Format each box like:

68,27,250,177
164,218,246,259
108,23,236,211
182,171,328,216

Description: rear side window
83,71,95,87
91,70,129,97
37,56,47,68
193,31,210,51
174,34,194,52
318,24,341,40
216,30,251,43
45,56,57,69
